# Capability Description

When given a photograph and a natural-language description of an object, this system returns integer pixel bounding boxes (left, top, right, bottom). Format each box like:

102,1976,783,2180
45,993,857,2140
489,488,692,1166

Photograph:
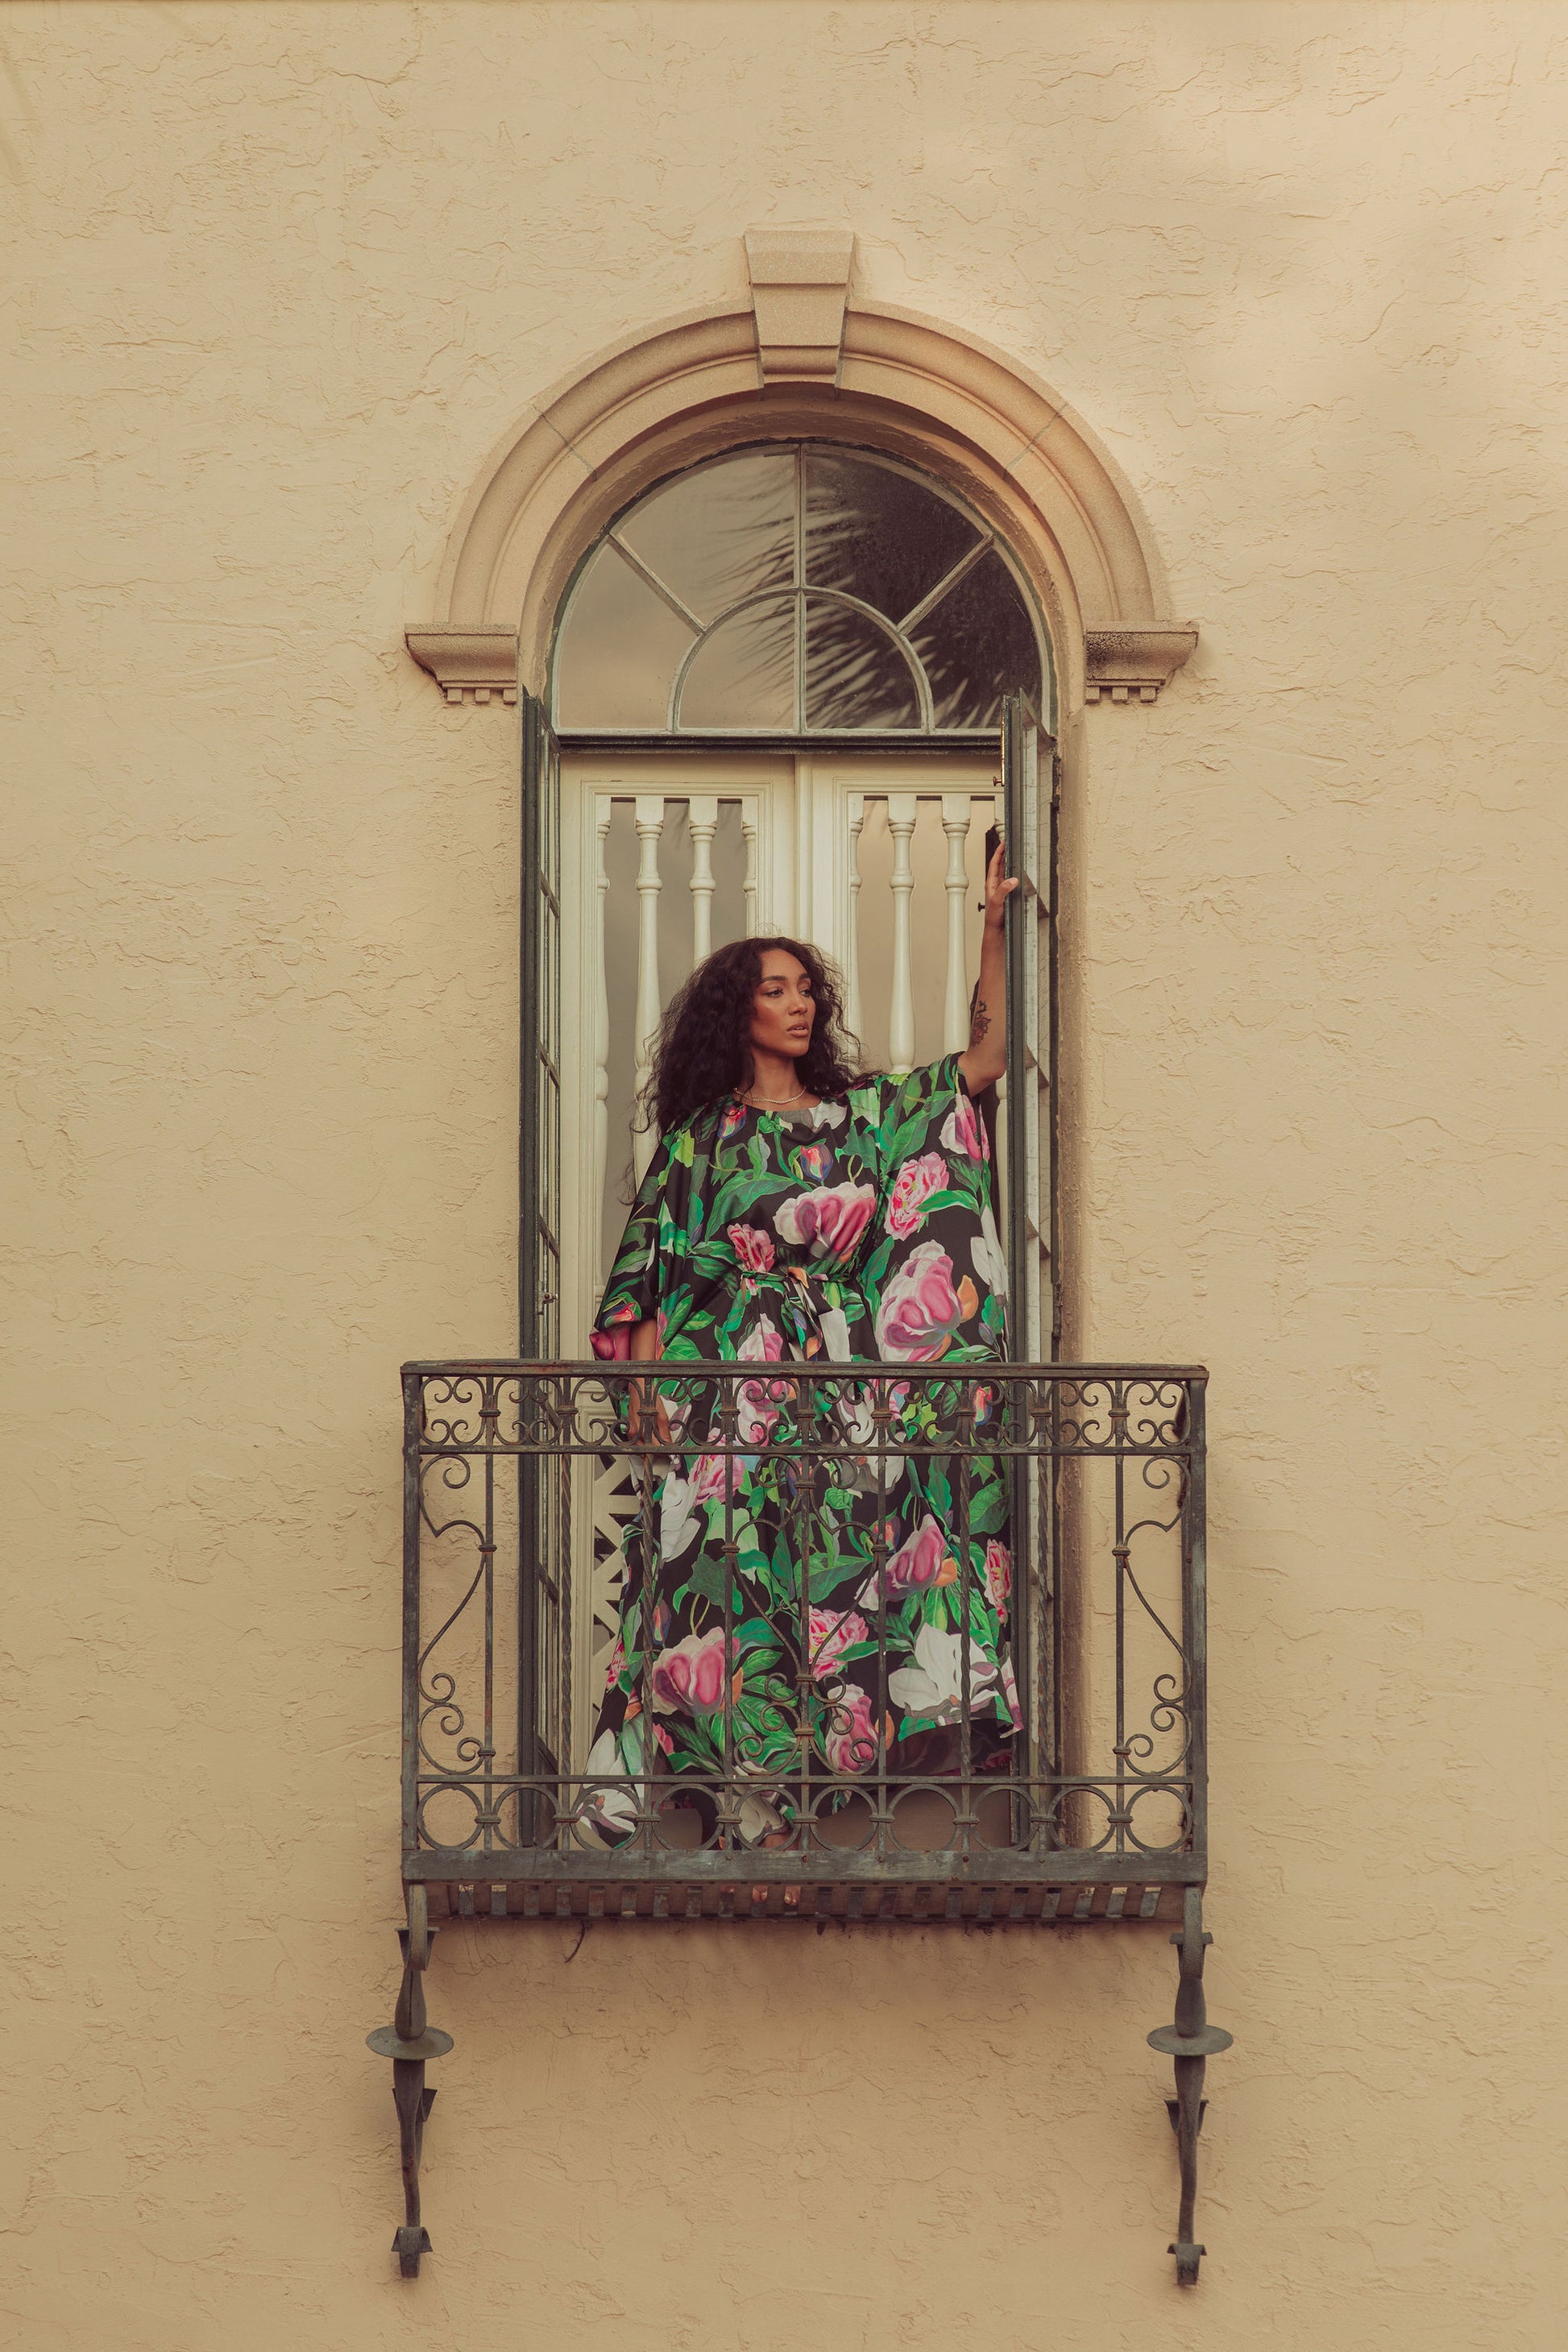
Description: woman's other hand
981,837,1018,932
957,841,1017,1096
626,1315,659,1439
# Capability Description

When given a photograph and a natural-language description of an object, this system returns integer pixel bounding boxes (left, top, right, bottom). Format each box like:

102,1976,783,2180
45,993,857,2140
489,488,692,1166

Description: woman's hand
981,837,1018,930
957,841,1017,1096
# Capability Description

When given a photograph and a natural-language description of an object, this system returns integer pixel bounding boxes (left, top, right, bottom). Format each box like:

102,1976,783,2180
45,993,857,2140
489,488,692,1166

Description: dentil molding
1084,628,1200,704
405,626,519,706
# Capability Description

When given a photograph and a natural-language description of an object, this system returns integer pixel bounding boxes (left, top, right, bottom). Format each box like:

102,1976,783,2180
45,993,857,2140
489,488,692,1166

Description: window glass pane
804,595,921,729
555,541,695,728
678,595,797,729
803,450,978,624
908,549,1042,728
617,450,796,625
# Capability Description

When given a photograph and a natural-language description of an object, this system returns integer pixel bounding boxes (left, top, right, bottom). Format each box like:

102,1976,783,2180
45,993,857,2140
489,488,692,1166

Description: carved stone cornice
1084,626,1198,703
404,626,519,706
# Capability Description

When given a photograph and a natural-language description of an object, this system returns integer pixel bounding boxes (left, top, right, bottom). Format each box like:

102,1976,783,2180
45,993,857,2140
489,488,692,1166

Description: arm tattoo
969,1002,992,1046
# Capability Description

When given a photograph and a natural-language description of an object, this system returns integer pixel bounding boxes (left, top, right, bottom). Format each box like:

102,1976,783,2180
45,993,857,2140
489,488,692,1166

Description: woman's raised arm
956,839,1018,1097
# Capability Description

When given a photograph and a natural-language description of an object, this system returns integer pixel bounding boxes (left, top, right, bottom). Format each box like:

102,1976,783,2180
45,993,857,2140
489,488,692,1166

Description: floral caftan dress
586,1054,1018,1840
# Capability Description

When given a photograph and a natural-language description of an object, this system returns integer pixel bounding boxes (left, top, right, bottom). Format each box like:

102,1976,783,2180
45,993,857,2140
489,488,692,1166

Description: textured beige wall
6,2,1568,2343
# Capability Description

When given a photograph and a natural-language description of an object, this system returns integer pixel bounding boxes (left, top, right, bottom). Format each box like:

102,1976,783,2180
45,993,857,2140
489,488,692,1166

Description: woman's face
750,949,815,1063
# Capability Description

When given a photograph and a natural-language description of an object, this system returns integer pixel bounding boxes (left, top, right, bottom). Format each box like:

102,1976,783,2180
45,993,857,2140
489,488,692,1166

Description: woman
584,844,1019,1844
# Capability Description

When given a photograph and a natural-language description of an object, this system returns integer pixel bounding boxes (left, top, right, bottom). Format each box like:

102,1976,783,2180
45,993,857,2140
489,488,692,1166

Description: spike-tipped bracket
367,1885,454,2277
1146,1887,1232,2287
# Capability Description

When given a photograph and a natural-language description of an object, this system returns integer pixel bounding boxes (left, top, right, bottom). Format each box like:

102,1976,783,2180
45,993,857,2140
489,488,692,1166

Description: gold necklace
746,1084,809,1107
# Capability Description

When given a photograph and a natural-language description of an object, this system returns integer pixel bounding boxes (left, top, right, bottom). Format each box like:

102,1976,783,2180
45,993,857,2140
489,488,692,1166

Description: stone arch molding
406,231,1197,711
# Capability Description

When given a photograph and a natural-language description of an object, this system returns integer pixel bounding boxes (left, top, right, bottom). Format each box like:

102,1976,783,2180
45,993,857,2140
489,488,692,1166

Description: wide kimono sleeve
847,1053,1009,1364
589,1117,705,1361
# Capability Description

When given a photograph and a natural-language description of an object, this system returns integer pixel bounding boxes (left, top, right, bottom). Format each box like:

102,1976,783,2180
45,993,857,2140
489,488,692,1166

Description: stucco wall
6,2,1567,2343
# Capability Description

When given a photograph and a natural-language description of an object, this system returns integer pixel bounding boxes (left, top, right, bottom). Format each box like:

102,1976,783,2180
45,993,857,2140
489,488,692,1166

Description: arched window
553,443,1047,735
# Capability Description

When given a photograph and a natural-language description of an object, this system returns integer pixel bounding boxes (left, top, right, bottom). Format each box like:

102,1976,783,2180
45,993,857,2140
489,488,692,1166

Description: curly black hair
636,935,865,1139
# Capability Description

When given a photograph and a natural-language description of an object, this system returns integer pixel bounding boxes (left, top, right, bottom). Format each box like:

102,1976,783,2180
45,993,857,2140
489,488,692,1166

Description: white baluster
592,802,612,1289
845,792,865,1046
886,792,918,1074
688,794,718,965
633,796,665,1180
741,806,759,938
941,793,973,1054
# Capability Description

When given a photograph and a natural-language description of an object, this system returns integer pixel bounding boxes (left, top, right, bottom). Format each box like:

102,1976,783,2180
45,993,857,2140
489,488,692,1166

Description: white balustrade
632,796,665,1180
601,781,1002,1222
941,792,972,1053
741,807,759,938
886,792,918,1073
688,794,718,964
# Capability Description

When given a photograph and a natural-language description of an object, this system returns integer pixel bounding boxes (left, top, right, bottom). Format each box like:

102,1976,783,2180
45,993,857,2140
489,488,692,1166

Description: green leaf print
588,1054,1015,1815
966,1481,1007,1537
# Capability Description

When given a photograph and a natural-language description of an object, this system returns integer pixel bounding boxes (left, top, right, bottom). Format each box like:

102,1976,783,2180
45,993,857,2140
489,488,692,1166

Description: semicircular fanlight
554,443,1044,733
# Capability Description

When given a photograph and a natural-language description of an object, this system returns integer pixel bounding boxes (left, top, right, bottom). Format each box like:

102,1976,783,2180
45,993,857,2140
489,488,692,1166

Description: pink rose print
649,1627,735,1715
728,1222,775,1272
858,1513,958,1609
984,1539,1012,1608
873,1241,979,1362
774,1183,876,1261
807,1607,869,1680
884,1151,948,1239
940,1087,989,1163
691,1451,745,1503
822,1683,882,1774
736,1315,785,1363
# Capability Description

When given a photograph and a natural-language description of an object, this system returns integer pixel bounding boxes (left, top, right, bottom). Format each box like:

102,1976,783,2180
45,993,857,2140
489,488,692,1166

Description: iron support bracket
1147,1886,1232,2286
367,1885,454,2277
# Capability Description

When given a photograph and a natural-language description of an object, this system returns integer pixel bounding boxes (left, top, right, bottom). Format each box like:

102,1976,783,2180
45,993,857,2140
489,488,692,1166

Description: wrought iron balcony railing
402,1359,1207,1904
375,1359,1229,2284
